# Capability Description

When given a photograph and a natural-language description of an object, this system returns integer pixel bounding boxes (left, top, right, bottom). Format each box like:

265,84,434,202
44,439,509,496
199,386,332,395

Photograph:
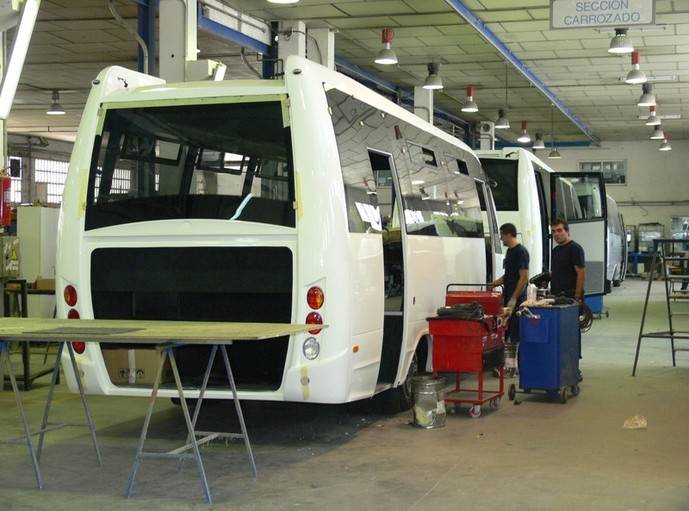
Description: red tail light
67,308,80,319
305,312,323,334
64,285,77,306
307,287,324,310
72,341,85,354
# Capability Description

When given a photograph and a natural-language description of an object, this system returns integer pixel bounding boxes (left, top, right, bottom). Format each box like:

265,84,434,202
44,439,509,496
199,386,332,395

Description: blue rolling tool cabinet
508,304,581,403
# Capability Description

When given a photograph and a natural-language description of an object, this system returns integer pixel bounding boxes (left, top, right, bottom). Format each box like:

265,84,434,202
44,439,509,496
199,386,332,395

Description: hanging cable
240,48,262,78
108,0,149,74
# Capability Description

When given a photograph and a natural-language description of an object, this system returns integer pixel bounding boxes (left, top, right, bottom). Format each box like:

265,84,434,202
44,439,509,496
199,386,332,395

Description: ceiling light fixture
267,0,299,4
645,106,661,126
650,124,664,140
659,131,672,151
461,85,478,113
374,28,398,65
533,133,545,150
495,64,510,129
608,28,634,54
637,83,656,107
548,106,562,159
46,90,65,115
517,120,531,144
496,109,510,129
625,50,647,84
423,62,443,90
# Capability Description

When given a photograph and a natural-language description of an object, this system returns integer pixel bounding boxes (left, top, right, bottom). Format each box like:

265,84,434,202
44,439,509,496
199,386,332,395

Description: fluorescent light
0,0,41,120
374,29,398,65
548,147,562,159
267,0,299,3
532,133,545,149
495,109,510,129
423,62,443,90
461,85,478,113
650,125,664,140
625,51,647,84
517,120,530,144
637,83,656,107
46,90,66,116
608,28,634,54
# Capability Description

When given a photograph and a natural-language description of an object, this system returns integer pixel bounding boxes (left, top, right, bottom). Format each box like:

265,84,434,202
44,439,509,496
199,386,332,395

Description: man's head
551,217,571,245
499,223,519,247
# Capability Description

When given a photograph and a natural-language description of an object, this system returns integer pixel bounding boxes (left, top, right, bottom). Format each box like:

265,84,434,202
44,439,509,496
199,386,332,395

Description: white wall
536,139,689,238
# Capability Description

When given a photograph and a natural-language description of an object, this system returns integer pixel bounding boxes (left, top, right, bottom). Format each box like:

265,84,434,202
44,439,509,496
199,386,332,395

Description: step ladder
632,238,689,376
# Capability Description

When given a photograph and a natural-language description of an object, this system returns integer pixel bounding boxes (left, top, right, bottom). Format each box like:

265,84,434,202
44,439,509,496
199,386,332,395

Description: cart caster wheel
489,399,499,409
559,387,568,404
469,405,482,418
571,384,580,396
508,384,516,401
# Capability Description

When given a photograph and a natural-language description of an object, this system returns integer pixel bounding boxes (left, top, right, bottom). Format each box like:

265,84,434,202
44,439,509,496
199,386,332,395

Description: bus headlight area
302,337,321,360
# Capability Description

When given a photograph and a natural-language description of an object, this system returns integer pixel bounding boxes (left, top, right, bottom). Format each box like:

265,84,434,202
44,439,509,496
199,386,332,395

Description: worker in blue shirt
490,223,529,377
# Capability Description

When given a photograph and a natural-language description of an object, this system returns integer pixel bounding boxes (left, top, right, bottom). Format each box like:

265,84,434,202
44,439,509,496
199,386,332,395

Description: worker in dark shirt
490,223,529,377
550,218,586,301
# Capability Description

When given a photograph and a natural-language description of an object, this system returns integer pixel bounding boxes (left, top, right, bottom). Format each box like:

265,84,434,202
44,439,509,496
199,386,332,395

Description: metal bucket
411,375,447,429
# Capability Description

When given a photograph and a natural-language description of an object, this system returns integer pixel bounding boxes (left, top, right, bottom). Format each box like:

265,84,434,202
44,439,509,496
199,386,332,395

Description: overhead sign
550,0,655,29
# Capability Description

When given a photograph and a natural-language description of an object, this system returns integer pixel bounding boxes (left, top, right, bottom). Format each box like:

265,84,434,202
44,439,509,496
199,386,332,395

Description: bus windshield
479,158,518,211
85,100,295,230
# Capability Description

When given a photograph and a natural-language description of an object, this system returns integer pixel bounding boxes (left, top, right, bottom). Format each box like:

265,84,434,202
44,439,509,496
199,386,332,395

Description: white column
308,28,334,70
278,20,306,65
414,86,433,125
159,0,197,82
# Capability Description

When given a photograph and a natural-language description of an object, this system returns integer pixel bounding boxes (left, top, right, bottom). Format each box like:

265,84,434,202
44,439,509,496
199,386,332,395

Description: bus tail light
305,312,322,334
72,341,85,354
64,285,78,306
306,287,324,309
67,308,80,319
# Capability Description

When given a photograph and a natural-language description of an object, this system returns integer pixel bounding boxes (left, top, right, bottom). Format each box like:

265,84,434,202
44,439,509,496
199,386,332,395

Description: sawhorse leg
35,342,102,466
0,341,43,489
126,345,212,503
125,343,257,504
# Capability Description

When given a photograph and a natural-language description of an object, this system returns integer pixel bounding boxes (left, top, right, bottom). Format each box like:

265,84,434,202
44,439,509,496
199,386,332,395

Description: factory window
34,158,69,204
579,160,626,185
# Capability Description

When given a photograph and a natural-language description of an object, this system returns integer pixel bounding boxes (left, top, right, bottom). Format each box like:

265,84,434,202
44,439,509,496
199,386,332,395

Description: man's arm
507,269,529,308
574,266,585,301
490,276,504,288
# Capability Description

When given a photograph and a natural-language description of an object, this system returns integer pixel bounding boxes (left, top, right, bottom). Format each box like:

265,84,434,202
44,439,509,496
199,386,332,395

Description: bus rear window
479,158,518,211
85,100,294,230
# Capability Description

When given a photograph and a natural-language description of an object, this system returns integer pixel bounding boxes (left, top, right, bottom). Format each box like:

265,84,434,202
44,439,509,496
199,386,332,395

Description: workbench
0,318,319,504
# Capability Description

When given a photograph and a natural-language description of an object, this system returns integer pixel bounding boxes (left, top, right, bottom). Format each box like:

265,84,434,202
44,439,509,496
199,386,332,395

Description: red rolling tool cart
428,284,506,418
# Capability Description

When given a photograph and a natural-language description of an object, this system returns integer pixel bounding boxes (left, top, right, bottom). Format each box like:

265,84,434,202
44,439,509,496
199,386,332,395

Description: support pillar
308,28,334,70
159,0,197,82
414,86,433,125
277,20,306,67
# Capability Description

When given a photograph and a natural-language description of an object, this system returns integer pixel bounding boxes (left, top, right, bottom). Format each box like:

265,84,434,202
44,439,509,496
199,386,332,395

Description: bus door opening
369,150,405,386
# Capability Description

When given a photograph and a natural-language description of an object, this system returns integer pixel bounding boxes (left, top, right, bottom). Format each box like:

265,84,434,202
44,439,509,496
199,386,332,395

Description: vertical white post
0,33,6,177
414,86,433,125
278,20,306,67
159,0,197,83
308,28,334,70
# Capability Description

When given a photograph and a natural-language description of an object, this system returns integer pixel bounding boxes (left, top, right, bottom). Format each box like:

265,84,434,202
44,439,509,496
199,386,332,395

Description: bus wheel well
415,336,430,374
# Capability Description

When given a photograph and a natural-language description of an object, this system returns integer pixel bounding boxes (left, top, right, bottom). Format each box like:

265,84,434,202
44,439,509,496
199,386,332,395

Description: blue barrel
519,305,580,392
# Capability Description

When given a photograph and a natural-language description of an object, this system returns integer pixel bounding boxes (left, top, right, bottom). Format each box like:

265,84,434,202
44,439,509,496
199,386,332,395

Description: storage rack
632,239,689,376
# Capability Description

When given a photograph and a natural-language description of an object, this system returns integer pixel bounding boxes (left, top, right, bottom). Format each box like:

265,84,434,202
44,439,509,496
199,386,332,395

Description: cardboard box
102,349,173,385
34,278,55,291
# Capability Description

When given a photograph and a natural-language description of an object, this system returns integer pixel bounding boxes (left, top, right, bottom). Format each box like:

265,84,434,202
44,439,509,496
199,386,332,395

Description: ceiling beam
443,0,600,145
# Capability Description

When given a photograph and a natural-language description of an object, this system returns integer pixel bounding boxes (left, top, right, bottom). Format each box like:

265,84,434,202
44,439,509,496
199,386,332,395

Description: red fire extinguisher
0,174,11,228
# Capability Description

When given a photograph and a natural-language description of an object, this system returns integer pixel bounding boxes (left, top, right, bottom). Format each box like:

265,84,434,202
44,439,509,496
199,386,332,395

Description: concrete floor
1,279,688,510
